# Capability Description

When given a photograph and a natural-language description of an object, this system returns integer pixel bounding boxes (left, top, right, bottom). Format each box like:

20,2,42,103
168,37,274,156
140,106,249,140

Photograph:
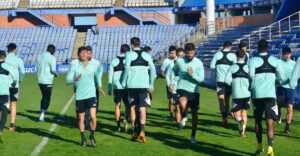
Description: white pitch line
30,95,75,156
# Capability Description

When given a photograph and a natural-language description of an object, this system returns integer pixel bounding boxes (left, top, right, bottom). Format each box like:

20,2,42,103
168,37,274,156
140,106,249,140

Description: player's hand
99,87,106,96
187,67,193,75
169,84,174,92
75,74,82,81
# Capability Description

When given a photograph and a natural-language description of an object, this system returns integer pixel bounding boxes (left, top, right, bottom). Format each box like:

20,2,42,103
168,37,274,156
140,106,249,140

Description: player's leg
189,93,200,144
38,84,46,121
284,88,295,134
138,89,150,143
0,96,9,143
224,84,232,127
241,109,248,137
9,88,18,131
276,87,285,124
128,89,138,140
76,99,87,147
253,100,264,155
89,99,97,147
114,90,122,131
167,86,174,121
179,91,188,130
95,89,100,112
121,90,130,133
265,99,278,156
217,83,227,127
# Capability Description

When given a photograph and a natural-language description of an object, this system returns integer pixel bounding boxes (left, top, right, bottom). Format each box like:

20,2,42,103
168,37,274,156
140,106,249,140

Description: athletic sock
242,124,246,134
235,117,241,123
191,129,196,137
285,123,290,130
10,123,15,128
140,124,145,132
170,112,174,117
80,132,86,140
117,120,121,127
90,130,95,138
221,112,227,119
268,138,273,147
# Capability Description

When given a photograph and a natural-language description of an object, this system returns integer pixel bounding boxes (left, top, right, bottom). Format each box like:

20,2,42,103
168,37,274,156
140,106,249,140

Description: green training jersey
5,53,25,88
172,56,204,93
35,52,57,84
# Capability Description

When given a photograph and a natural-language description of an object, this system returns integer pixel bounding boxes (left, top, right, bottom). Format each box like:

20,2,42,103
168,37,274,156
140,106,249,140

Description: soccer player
170,43,204,144
121,37,156,143
5,43,25,131
35,45,58,121
0,50,17,143
210,41,237,127
238,42,249,64
166,47,186,129
249,39,286,156
276,47,296,134
225,50,250,137
108,44,130,132
160,46,177,121
66,46,102,147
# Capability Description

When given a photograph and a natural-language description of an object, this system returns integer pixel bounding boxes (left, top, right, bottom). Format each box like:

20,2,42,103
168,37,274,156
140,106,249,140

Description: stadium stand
0,0,20,9
85,25,193,63
29,0,115,9
124,0,173,7
0,27,76,65
197,25,261,65
181,0,258,7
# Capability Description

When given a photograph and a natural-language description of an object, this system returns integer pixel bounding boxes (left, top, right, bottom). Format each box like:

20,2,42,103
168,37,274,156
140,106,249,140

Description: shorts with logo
128,89,151,108
0,95,9,111
253,98,279,121
231,97,250,112
76,97,97,113
177,89,200,110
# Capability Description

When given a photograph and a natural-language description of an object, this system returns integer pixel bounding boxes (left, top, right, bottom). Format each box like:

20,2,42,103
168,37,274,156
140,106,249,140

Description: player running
0,50,17,143
170,43,204,144
225,50,250,137
66,46,102,147
35,45,58,121
108,44,130,132
276,47,296,134
166,47,186,129
5,43,25,131
210,41,237,127
160,46,177,121
249,39,286,156
121,37,156,143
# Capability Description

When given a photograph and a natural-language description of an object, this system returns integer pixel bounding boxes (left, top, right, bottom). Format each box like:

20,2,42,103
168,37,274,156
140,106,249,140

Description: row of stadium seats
182,0,258,7
85,25,193,63
0,0,20,9
29,0,116,9
0,27,76,65
124,0,173,7
196,25,261,65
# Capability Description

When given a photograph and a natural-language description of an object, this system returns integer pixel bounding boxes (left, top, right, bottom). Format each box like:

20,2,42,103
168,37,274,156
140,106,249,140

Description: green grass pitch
1,74,300,156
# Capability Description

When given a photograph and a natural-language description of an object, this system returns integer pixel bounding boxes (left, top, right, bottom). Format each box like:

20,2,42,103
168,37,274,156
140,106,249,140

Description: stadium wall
0,15,45,27
199,13,274,28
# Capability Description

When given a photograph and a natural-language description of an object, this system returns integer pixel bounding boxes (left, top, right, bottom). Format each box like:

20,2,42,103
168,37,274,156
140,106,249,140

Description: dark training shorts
9,87,19,102
253,98,279,122
231,97,250,112
128,89,151,108
177,89,200,110
217,82,232,96
76,97,97,113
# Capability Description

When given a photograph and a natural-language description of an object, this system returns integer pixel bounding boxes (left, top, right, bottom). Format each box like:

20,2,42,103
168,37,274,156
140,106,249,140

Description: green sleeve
210,53,218,69
249,58,256,82
290,59,300,89
18,58,25,82
171,61,179,84
95,62,103,88
160,60,167,71
66,64,76,85
190,61,204,83
108,59,114,85
224,66,234,86
165,66,173,86
148,56,156,90
50,56,57,76
275,58,286,83
121,53,131,87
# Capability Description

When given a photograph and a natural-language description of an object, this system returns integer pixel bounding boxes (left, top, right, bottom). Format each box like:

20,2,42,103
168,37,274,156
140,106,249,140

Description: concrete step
72,32,87,59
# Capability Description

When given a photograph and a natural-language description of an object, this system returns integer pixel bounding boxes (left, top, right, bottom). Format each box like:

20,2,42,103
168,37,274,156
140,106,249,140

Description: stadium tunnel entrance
70,14,97,32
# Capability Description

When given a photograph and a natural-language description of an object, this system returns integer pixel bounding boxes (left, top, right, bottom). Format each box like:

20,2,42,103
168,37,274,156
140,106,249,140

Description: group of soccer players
0,36,300,156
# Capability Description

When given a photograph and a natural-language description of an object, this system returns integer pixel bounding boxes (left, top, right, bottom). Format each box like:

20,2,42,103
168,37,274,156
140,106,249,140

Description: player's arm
165,66,173,87
189,61,205,83
224,66,233,86
50,56,57,77
66,64,77,85
95,62,105,96
170,61,179,85
121,53,130,88
7,65,18,87
210,53,218,69
108,59,115,95
290,59,300,89
18,58,25,83
160,60,167,78
148,57,157,91
275,58,286,84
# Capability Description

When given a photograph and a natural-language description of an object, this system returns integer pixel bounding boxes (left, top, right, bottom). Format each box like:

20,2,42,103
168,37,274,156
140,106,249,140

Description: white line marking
30,95,75,156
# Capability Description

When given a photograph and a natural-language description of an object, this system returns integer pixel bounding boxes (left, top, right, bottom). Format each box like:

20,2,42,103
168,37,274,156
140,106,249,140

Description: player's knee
218,94,225,100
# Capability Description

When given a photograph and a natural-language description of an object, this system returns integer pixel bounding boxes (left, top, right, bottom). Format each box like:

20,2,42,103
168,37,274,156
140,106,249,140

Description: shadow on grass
147,131,253,156
15,126,79,145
